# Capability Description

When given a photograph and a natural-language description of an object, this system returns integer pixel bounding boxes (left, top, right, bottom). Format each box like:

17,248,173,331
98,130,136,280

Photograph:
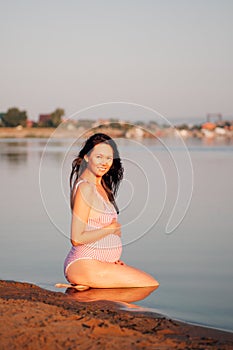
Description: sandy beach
0,280,232,349
0,127,70,139
0,126,130,139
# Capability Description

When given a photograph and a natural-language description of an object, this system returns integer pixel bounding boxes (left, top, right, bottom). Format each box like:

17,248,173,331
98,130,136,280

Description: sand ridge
0,280,232,349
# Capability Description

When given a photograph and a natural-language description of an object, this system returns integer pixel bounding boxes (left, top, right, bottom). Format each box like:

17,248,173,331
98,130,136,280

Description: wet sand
0,280,232,349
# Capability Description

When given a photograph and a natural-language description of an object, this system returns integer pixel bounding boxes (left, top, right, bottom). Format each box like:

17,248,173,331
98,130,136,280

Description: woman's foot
55,283,90,291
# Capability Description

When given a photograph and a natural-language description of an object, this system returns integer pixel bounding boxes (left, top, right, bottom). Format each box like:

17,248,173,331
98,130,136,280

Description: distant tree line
0,107,64,127
1,108,27,127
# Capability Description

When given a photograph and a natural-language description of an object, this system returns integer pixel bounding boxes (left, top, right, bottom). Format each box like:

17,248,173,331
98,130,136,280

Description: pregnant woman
63,133,159,291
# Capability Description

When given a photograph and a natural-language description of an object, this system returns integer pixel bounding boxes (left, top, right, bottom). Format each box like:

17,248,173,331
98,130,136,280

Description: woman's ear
84,155,88,163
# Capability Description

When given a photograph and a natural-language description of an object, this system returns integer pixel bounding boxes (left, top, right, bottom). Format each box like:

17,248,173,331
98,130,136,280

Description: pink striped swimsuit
64,180,122,278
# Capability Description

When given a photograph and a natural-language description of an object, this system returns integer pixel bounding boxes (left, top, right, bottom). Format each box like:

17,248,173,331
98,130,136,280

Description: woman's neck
80,169,102,186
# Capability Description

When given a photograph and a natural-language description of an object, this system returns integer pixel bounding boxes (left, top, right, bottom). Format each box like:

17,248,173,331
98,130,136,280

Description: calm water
0,137,233,332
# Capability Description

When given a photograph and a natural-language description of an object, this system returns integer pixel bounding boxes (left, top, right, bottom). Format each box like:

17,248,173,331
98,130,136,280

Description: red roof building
39,114,51,123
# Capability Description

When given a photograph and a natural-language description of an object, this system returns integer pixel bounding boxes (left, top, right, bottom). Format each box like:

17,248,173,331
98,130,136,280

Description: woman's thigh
66,259,159,288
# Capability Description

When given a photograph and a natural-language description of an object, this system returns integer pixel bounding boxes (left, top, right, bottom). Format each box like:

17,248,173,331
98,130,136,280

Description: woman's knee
122,264,159,287
143,274,159,287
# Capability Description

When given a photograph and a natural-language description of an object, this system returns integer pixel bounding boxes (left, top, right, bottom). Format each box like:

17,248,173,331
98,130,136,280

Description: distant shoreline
0,127,61,139
0,127,128,139
0,126,156,139
1,126,233,141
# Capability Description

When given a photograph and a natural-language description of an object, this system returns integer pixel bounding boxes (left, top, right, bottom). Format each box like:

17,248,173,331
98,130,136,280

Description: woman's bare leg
66,259,159,288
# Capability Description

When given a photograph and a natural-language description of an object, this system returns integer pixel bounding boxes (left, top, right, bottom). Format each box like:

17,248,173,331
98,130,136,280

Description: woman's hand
109,219,122,237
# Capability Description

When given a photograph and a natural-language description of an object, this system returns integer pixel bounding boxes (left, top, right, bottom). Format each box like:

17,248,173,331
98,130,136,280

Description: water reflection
65,285,158,308
5,141,28,148
38,151,65,163
201,135,233,147
0,152,28,164
0,140,29,165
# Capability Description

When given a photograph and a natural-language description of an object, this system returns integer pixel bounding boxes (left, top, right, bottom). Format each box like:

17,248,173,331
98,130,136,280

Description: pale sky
1,0,233,122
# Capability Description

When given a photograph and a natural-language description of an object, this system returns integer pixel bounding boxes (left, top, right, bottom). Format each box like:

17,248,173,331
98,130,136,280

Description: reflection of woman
64,133,159,290
66,286,158,305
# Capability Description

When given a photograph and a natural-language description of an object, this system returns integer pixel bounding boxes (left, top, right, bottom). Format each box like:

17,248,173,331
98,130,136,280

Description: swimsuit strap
73,178,87,199
74,178,87,192
75,178,87,187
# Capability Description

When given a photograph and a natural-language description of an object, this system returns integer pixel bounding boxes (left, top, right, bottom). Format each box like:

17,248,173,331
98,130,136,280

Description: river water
0,136,232,332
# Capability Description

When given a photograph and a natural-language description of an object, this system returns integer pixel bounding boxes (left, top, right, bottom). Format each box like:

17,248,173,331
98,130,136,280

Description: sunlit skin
83,143,114,185
66,143,159,289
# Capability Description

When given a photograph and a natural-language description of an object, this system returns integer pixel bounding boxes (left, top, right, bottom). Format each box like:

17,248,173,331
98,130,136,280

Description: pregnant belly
73,234,122,263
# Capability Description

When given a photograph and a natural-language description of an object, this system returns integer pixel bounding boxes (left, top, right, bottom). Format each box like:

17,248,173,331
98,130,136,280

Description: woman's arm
71,182,121,246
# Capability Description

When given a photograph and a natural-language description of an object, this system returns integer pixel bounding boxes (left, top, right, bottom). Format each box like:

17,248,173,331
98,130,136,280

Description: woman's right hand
108,219,122,237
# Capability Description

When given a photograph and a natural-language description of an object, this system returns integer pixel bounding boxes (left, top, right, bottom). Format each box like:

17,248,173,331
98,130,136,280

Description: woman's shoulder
73,179,95,208
76,179,95,197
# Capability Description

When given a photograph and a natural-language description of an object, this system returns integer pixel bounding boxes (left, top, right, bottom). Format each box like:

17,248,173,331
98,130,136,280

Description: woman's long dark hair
70,133,124,213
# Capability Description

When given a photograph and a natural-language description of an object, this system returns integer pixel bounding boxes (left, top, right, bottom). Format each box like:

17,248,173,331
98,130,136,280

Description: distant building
38,114,51,124
26,120,34,128
202,122,216,131
93,119,110,127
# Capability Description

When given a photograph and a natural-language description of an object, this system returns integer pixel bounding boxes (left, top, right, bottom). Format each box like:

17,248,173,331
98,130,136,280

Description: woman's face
85,143,113,177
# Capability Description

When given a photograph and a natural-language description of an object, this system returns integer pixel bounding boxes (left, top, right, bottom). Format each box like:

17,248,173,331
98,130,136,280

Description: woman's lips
98,167,108,171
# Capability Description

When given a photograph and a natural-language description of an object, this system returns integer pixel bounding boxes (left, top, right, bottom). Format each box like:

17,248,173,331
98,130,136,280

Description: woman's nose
101,158,108,165
101,158,110,165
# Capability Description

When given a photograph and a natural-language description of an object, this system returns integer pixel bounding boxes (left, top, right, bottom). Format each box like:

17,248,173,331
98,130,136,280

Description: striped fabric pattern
64,180,122,276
